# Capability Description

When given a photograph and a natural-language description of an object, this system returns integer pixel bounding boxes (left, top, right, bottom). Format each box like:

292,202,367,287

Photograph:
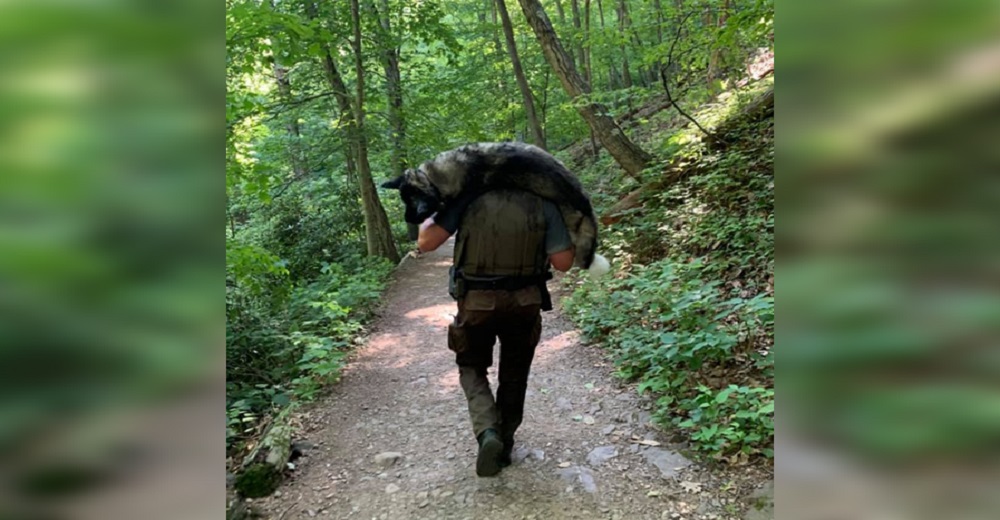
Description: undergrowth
564,260,773,460
226,249,394,459
561,80,774,462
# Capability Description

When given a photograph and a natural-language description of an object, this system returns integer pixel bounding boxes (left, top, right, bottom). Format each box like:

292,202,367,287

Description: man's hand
417,217,452,253
549,247,575,272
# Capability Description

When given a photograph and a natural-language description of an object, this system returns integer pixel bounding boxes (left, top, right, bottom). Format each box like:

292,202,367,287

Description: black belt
463,272,552,292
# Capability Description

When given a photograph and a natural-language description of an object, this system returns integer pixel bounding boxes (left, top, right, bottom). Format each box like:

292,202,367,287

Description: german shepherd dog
380,142,609,276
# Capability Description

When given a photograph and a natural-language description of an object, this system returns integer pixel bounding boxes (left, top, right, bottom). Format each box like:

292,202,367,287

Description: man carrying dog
416,189,574,477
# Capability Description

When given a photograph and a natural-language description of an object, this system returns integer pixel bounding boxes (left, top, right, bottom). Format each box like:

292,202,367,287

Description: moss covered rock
233,463,282,498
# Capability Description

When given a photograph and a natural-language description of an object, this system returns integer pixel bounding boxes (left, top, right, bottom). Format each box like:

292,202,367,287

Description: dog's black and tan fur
381,142,599,269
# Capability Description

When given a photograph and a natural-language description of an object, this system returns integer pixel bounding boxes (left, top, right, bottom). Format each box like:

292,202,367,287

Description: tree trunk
370,2,406,244
551,0,574,72
306,3,357,184
704,4,717,89
596,0,615,90
622,0,648,87
707,0,729,92
271,63,308,179
517,0,652,176
617,0,632,89
320,50,359,175
240,404,296,473
267,0,305,179
653,0,664,44
375,0,407,180
350,0,400,262
652,0,664,86
623,3,649,88
554,0,567,24
583,0,596,158
487,0,513,109
608,63,620,90
541,67,550,130
570,0,585,73
583,0,592,86
495,0,546,149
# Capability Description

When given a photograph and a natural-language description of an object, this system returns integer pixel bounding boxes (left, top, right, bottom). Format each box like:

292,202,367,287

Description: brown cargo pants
448,287,543,443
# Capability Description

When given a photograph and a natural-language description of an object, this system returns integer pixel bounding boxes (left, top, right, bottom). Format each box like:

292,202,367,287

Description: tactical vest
454,190,548,278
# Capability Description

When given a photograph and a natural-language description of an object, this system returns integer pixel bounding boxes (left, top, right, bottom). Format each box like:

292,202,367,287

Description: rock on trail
252,240,771,519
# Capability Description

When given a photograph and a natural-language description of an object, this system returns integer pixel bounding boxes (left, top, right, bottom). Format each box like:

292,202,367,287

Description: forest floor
251,240,773,520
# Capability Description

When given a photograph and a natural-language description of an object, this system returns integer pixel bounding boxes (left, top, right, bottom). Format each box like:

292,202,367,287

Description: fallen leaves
680,481,702,493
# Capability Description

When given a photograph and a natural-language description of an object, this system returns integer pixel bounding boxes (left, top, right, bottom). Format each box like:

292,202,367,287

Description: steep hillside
558,78,775,464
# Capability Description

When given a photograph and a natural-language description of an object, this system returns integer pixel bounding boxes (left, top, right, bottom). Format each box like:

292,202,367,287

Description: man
417,189,574,477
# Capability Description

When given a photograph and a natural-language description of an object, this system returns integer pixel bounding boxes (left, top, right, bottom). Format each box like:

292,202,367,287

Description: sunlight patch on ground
537,331,580,356
431,372,461,393
359,333,405,356
404,303,455,327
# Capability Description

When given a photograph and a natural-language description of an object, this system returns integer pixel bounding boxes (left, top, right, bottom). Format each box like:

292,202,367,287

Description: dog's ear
381,175,405,190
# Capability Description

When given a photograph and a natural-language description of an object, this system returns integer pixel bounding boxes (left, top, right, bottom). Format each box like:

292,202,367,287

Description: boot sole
476,436,503,477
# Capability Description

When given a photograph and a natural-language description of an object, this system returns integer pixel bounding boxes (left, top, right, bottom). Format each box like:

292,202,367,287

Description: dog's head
380,168,441,224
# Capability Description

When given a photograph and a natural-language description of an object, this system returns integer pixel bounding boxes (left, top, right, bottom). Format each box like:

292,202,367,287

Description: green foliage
226,240,289,298
251,180,367,281
564,259,773,459
564,82,774,461
591,83,775,289
224,0,775,467
226,253,393,451
286,257,394,400
660,142,774,285
678,384,774,458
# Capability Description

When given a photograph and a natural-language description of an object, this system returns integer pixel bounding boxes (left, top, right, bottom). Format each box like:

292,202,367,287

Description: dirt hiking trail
256,241,771,520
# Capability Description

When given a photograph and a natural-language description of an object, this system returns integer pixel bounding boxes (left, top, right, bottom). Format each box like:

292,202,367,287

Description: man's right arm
417,218,452,253
542,200,575,271
549,247,575,272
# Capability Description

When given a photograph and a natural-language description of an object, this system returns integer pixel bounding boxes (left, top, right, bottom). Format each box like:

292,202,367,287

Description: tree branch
659,12,714,139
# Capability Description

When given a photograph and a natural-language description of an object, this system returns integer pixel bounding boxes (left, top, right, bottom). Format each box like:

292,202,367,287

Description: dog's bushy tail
588,254,610,278
558,204,597,269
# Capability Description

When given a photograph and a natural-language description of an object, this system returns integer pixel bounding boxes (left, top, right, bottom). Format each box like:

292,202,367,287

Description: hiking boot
476,429,503,477
498,441,513,468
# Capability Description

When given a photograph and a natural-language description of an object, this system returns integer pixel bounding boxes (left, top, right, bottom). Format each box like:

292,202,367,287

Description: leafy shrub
564,258,773,459
225,249,394,452
676,384,774,459
559,87,775,461
283,256,393,400
251,180,368,281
